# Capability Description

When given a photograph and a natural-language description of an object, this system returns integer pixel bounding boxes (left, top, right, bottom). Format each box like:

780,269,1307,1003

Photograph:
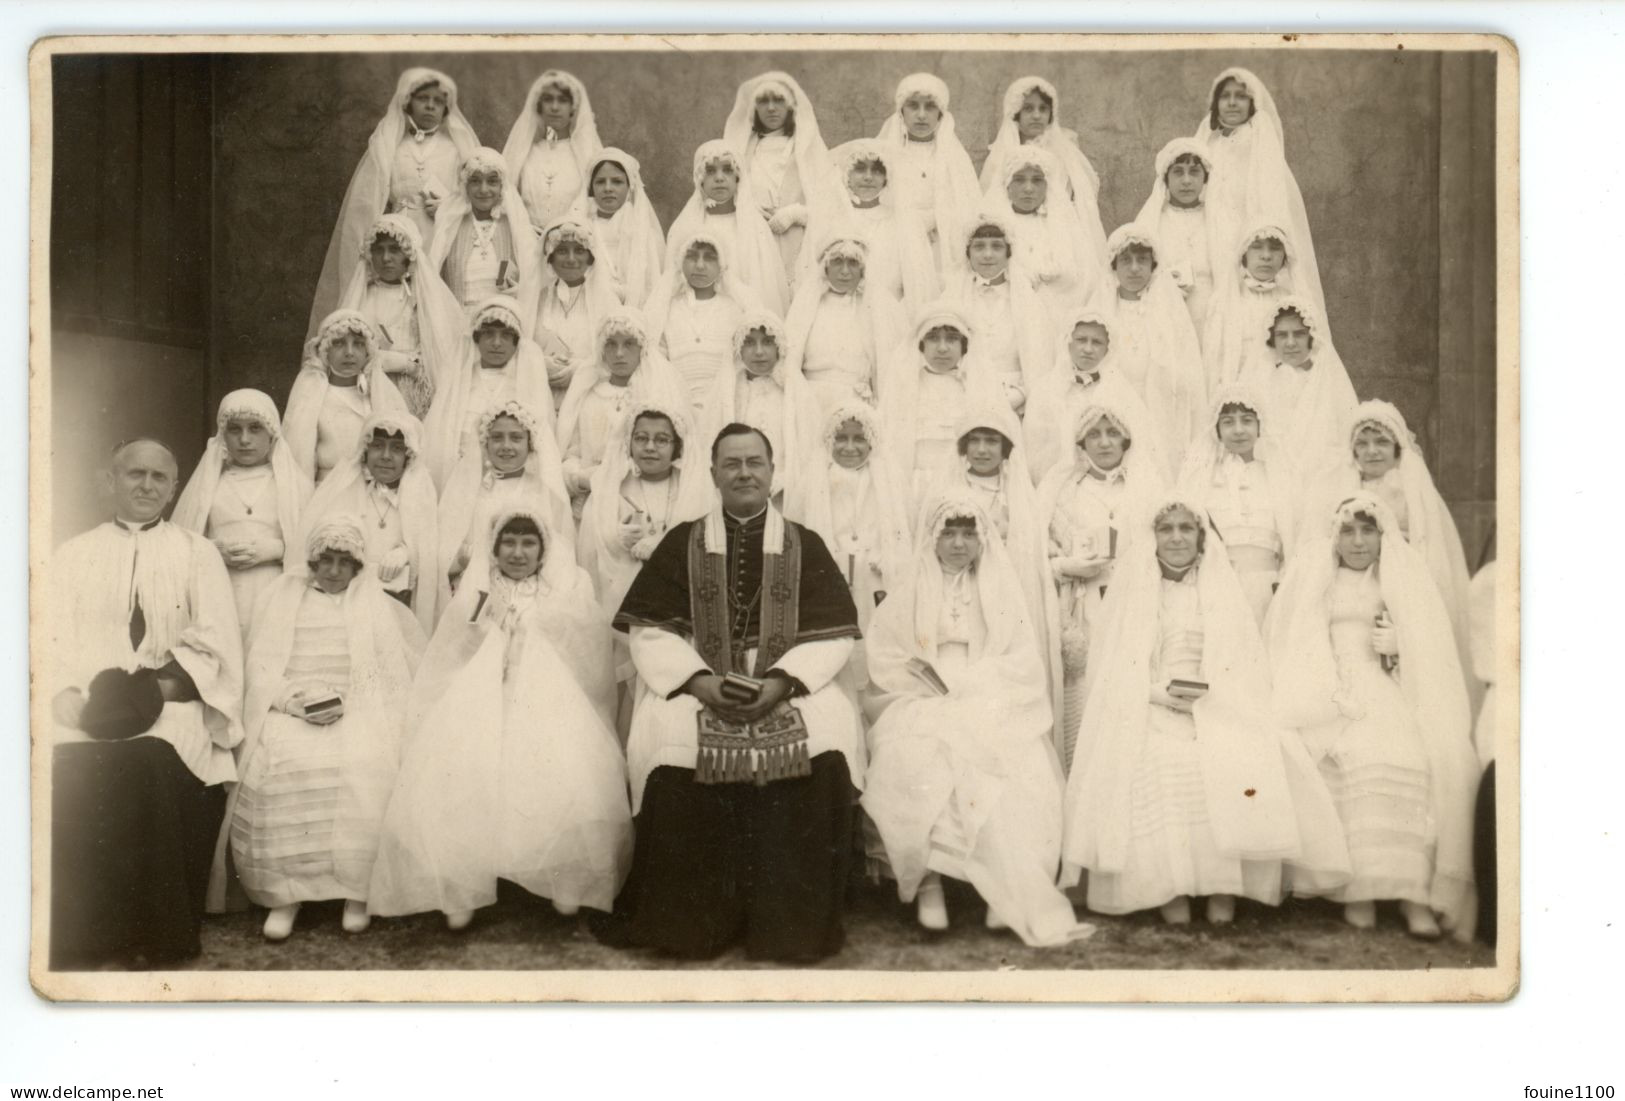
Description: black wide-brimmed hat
79,668,164,742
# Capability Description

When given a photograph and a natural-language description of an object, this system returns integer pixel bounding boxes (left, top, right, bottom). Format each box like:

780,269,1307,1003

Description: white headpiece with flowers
214,389,281,438
471,296,525,337
478,397,543,447
354,408,423,464
1105,222,1159,266
822,397,884,454
457,146,508,189
729,308,788,364
312,309,379,365
360,212,422,270
541,218,596,258
305,513,368,566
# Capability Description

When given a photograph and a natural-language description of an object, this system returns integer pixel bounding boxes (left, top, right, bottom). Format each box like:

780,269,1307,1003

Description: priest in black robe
598,423,863,963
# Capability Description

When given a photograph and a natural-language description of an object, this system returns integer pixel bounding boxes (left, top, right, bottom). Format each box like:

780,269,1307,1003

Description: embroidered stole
686,518,811,785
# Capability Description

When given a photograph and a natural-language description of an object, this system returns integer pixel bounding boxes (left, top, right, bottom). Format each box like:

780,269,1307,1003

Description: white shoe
1159,897,1192,925
1401,901,1442,940
553,901,580,917
984,906,1009,932
262,903,300,941
1344,901,1377,929
916,874,948,931
342,900,371,934
1206,894,1236,925
444,909,475,931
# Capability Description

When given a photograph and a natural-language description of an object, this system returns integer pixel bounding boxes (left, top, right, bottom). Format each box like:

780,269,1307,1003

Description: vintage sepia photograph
28,31,1517,1005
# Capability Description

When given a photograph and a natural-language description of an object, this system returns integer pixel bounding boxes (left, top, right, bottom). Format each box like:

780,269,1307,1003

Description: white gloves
274,684,344,725
1149,682,1194,714
376,348,421,377
999,377,1027,416
377,545,411,583
632,532,664,561
617,520,645,552
1050,555,1107,582
562,459,592,496
217,536,283,570
768,203,807,234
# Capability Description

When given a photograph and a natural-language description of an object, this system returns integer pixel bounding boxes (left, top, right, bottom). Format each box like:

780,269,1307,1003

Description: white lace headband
1106,227,1158,264
1152,498,1207,530
1155,139,1212,178
753,78,796,105
597,312,648,348
823,401,883,451
1334,495,1390,531
315,313,378,359
472,303,522,335
1351,416,1403,445
357,416,420,462
306,516,367,564
535,73,581,103
963,212,1016,249
692,149,742,186
1075,408,1130,441
913,308,972,344
405,74,450,101
542,221,594,256
362,222,419,267
1063,311,1113,340
1211,385,1266,429
1239,225,1290,261
818,237,868,266
674,233,728,272
1000,148,1059,189
487,504,551,553
215,396,280,438
731,315,787,360
478,399,541,443
1264,296,1322,341
625,402,690,443
458,149,507,185
893,73,949,112
928,502,987,540
837,143,892,177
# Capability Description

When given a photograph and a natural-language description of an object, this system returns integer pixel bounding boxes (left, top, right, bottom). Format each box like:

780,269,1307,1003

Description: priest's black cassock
596,504,863,963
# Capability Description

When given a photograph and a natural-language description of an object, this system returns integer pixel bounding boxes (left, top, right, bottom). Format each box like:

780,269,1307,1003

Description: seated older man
47,439,243,969
597,424,863,964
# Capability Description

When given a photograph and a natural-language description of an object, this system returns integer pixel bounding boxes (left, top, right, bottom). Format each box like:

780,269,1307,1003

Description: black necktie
125,517,158,650
129,597,146,650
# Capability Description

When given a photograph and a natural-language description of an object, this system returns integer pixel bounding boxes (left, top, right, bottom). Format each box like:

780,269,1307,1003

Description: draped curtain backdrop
49,46,1498,556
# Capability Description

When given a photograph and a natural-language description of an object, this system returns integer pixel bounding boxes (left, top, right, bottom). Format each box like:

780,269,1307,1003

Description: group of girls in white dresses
172,61,1489,949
